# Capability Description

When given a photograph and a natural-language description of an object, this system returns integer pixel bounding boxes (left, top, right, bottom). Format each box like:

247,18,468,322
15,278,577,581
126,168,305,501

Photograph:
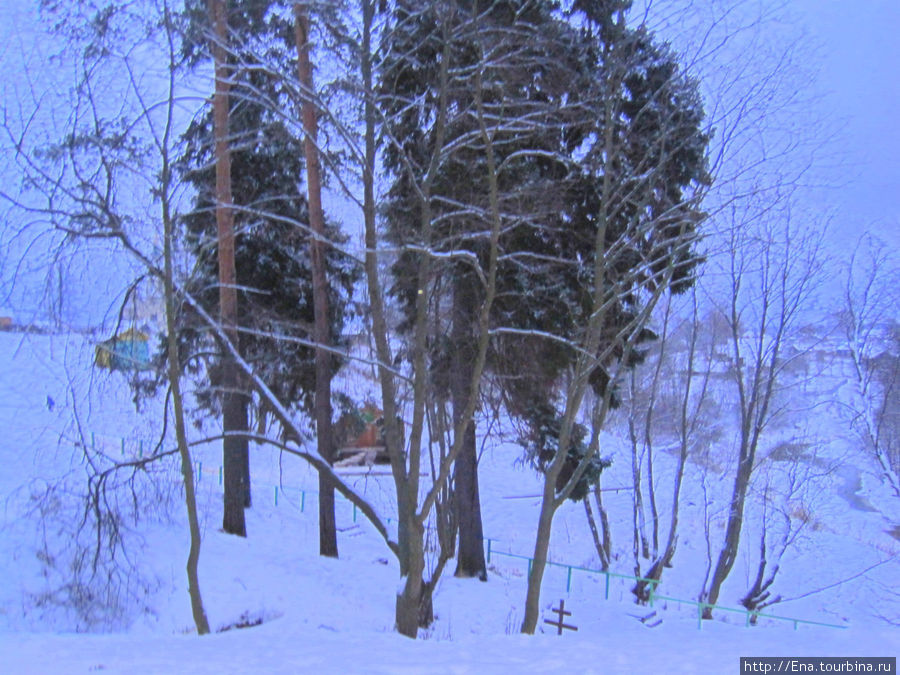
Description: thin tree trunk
359,0,410,574
451,279,486,580
159,16,210,625
594,485,612,569
583,494,609,571
208,0,246,537
521,478,558,633
165,240,211,637
294,2,337,558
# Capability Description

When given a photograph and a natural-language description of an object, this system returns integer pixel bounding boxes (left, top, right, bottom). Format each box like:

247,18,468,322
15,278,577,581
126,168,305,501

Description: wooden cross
544,599,578,635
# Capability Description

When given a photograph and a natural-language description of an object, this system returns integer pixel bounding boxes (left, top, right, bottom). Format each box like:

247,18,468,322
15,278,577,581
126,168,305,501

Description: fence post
218,466,223,486
275,486,278,506
197,461,201,482
486,538,492,563
353,503,357,523
121,437,125,457
604,572,610,600
300,490,305,512
566,566,573,593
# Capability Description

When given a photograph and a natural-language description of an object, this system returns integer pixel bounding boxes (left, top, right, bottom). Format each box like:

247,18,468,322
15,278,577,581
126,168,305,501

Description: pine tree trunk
208,0,246,538
222,391,247,536
294,3,338,558
451,279,486,580
240,389,251,507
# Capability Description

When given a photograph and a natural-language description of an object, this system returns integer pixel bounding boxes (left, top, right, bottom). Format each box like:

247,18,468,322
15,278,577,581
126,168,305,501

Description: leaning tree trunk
208,0,246,537
295,2,338,558
159,45,210,629
451,277,487,580
702,453,752,617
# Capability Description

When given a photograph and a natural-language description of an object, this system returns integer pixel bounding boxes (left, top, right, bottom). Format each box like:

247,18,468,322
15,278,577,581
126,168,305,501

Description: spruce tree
382,0,594,579
382,0,709,588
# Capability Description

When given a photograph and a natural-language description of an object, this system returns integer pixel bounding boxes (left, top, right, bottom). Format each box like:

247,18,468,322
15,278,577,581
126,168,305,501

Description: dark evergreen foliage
153,4,360,428
381,0,710,496
523,403,612,501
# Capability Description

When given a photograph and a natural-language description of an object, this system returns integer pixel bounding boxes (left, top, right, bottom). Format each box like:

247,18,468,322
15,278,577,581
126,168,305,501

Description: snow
1,606,896,674
1,331,897,673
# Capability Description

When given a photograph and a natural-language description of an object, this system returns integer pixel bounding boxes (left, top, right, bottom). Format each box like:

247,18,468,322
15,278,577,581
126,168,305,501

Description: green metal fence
85,432,848,634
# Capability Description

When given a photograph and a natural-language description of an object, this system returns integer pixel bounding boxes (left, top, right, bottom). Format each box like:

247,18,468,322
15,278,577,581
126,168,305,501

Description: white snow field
1,331,897,674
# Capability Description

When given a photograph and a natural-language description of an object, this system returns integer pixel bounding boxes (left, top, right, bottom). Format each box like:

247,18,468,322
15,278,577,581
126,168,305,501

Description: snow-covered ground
1,331,897,673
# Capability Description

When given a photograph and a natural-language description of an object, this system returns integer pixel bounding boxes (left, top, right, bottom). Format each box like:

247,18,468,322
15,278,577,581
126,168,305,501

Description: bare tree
738,444,823,620
621,289,722,602
376,0,598,635
1,0,406,631
0,0,212,634
518,6,712,633
699,211,824,618
840,234,900,498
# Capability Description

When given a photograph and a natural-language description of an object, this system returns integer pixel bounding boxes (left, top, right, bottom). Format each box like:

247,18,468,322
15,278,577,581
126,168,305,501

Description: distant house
0,316,12,331
95,328,152,371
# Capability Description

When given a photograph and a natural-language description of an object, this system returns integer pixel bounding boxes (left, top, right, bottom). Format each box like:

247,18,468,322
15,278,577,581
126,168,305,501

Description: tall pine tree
176,1,358,539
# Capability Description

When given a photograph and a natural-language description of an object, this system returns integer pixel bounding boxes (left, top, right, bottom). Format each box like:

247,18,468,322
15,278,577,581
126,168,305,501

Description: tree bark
584,491,610,571
294,2,338,558
159,18,210,627
208,0,246,538
451,279,486,580
395,518,426,637
521,477,558,633
359,0,409,573
702,454,752,616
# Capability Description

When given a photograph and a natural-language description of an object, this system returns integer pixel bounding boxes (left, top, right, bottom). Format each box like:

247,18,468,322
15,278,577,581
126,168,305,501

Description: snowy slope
1,331,897,673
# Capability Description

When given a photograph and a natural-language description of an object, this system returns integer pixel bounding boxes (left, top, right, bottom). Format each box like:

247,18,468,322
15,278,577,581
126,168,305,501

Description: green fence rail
210,460,847,633
86,434,848,634
485,551,846,631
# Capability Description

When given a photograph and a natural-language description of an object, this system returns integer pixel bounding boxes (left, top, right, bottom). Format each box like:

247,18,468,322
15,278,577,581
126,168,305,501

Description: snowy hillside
0,330,897,673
